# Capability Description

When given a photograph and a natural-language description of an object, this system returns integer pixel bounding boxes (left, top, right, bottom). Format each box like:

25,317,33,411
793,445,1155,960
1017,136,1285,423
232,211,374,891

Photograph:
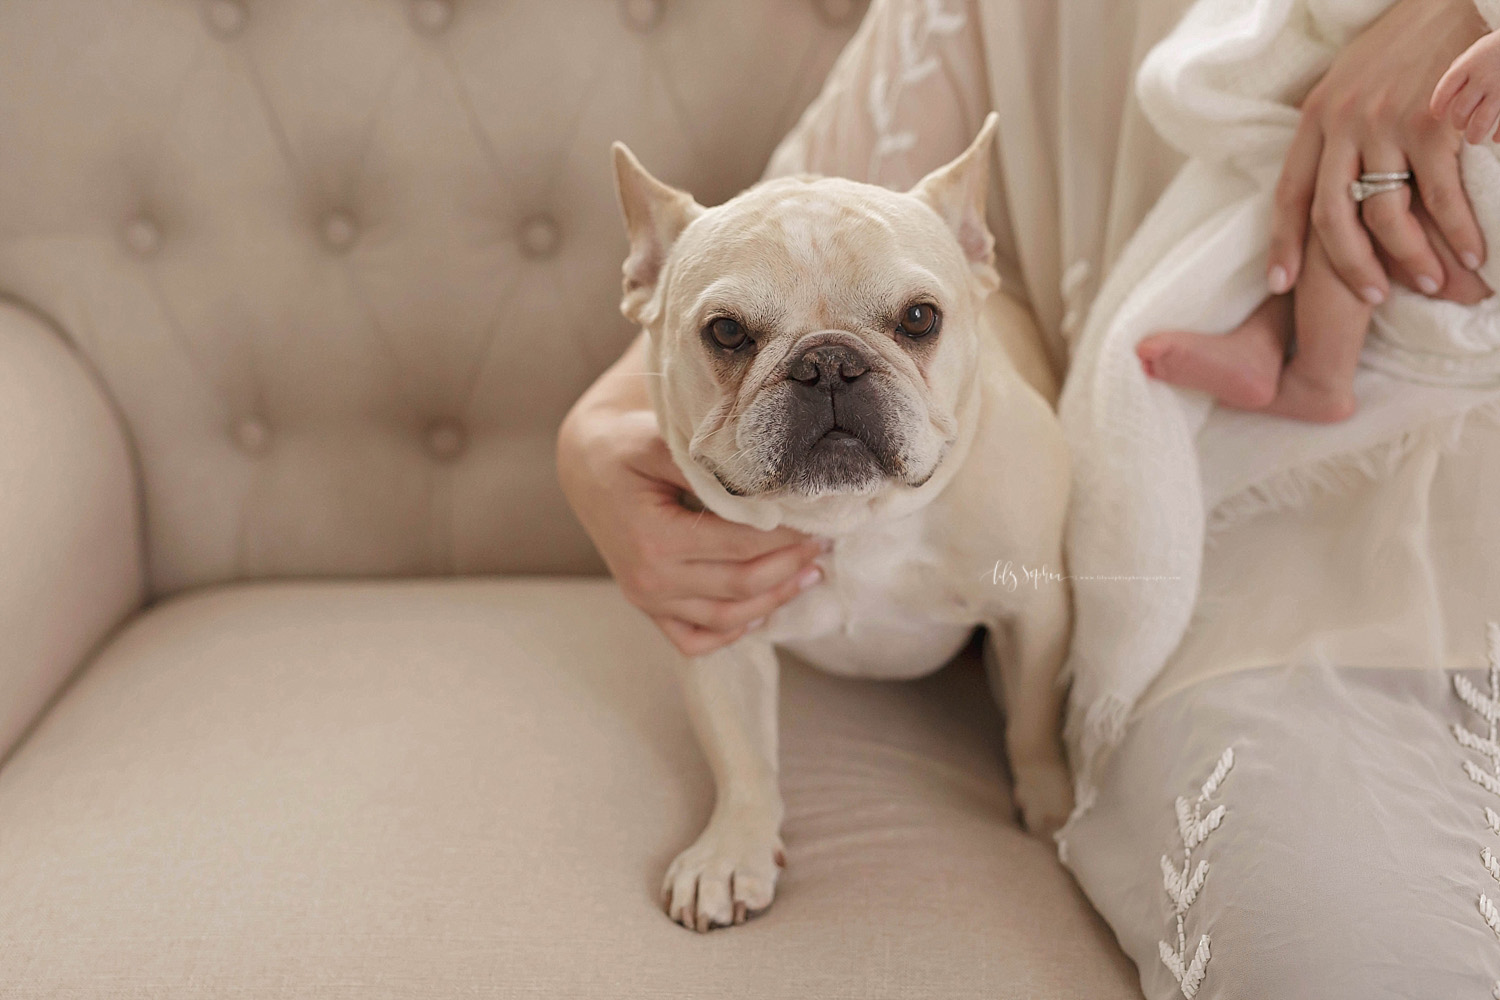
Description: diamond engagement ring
1350,171,1412,203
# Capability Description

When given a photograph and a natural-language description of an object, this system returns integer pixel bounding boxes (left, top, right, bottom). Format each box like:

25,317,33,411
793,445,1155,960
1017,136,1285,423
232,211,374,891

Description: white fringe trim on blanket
1206,395,1500,539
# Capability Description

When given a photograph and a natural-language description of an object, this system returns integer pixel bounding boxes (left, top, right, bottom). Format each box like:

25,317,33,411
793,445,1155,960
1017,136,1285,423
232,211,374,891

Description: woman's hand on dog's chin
557,339,825,658
1268,0,1487,303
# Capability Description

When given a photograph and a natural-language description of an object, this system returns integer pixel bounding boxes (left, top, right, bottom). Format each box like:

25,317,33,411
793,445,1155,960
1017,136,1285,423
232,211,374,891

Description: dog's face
612,115,1000,513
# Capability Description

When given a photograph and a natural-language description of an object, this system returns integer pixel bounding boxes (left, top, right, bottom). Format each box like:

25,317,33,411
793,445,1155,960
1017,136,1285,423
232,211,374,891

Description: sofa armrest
0,302,143,759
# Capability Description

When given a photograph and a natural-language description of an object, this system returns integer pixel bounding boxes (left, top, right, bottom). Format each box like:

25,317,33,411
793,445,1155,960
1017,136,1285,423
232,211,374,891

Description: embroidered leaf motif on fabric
865,0,964,185
1452,622,1500,998
1158,746,1230,995
1158,746,1234,999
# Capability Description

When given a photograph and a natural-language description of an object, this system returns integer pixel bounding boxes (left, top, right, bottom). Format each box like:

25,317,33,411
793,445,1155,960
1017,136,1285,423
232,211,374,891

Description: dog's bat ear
909,112,1000,291
611,143,704,326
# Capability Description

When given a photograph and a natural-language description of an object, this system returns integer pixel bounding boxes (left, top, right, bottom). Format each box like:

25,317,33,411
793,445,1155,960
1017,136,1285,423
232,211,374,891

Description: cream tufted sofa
0,1,1140,995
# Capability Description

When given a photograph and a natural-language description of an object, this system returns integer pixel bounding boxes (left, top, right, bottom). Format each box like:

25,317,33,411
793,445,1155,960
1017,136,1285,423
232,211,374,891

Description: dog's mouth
697,375,943,499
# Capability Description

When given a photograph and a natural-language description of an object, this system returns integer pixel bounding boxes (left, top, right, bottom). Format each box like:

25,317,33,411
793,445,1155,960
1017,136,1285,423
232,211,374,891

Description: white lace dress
769,1,1500,997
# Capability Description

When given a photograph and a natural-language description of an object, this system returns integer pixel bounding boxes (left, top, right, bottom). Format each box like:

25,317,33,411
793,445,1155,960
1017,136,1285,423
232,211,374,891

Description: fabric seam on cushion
1157,746,1233,1000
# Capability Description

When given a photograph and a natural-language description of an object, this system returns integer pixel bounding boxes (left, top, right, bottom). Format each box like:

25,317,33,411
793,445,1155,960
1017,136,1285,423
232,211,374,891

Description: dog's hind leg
987,580,1074,837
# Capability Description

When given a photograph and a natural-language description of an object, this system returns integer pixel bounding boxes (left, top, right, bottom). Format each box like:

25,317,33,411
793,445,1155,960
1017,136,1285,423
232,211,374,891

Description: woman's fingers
1358,146,1442,295
1268,108,1324,293
663,564,824,637
1408,200,1493,303
653,542,829,655
1410,134,1485,271
687,539,828,602
1310,137,1387,304
664,502,810,562
655,615,744,658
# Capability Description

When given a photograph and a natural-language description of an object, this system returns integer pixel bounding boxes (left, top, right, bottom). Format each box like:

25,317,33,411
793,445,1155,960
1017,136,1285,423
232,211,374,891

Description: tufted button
320,211,357,253
409,0,453,33
618,0,664,32
234,416,270,455
518,215,562,259
426,420,467,461
816,0,859,25
122,217,161,257
202,0,247,39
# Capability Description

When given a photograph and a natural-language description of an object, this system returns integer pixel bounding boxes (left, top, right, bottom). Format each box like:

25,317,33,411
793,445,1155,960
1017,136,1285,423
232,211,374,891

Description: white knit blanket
1059,0,1500,807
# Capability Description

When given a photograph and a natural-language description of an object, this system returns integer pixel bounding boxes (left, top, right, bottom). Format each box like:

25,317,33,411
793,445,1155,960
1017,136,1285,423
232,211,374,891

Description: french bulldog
611,113,1074,932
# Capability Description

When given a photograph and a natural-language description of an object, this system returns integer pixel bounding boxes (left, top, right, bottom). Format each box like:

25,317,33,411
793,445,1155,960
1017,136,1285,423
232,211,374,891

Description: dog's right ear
611,143,703,326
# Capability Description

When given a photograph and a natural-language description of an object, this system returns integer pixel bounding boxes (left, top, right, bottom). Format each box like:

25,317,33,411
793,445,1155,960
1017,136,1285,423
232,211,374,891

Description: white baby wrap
1061,0,1500,808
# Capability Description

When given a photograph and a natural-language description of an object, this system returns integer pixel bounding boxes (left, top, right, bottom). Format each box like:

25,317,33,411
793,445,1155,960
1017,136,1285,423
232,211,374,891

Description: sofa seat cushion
0,578,1137,998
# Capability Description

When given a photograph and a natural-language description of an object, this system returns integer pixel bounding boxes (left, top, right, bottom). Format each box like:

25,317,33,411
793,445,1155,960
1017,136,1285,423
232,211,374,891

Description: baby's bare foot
1136,297,1289,411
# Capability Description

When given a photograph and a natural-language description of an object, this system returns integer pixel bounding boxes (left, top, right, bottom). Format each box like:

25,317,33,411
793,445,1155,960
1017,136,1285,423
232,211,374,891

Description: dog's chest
764,517,984,680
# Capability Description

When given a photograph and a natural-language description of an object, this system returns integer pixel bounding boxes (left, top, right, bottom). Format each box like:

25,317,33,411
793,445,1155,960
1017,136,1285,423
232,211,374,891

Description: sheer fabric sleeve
763,0,1026,306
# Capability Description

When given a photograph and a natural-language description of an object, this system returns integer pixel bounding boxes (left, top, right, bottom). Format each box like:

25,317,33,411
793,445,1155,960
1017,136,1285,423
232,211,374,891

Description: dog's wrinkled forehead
669,177,967,330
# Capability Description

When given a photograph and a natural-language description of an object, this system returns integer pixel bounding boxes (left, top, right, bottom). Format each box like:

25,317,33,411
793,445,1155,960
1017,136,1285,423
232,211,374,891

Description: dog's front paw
1013,759,1074,837
662,818,785,932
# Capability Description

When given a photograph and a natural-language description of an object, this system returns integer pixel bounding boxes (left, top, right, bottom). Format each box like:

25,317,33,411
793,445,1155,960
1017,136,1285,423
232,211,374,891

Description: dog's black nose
787,344,870,389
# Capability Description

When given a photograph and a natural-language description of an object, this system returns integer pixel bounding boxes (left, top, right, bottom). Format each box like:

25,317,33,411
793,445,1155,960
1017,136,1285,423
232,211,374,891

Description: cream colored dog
611,114,1074,932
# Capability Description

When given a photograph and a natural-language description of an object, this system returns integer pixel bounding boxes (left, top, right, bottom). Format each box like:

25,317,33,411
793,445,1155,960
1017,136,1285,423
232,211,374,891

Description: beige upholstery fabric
0,579,1137,997
0,0,862,594
0,303,142,759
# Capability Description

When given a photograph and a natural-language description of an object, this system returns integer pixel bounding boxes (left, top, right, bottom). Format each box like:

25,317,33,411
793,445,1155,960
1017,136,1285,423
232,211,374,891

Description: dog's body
611,116,1074,932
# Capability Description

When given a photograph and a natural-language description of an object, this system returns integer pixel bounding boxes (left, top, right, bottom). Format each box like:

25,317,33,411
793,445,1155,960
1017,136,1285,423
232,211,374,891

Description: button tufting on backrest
202,0,247,39
320,211,357,253
425,420,466,461
409,0,453,34
619,0,665,33
122,218,162,257
234,417,270,455
518,215,562,259
0,0,866,592
816,0,860,26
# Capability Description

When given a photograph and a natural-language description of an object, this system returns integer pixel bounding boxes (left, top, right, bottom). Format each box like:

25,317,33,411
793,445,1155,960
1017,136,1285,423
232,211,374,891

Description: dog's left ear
612,143,704,326
909,112,1000,291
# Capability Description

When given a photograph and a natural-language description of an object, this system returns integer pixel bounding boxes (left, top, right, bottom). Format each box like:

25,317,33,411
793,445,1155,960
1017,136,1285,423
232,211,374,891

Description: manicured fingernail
1464,251,1482,271
1417,275,1440,295
1267,265,1291,294
747,617,766,631
795,566,823,591
1361,286,1385,305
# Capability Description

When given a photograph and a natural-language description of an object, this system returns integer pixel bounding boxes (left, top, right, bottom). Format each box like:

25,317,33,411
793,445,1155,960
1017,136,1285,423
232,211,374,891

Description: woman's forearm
569,331,651,421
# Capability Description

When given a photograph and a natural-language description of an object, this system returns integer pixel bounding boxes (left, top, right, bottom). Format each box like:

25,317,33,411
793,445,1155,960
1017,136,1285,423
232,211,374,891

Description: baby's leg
1136,296,1289,410
1265,231,1370,423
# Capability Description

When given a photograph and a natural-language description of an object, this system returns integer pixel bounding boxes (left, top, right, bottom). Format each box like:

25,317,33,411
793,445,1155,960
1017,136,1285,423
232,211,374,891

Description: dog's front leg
664,636,785,932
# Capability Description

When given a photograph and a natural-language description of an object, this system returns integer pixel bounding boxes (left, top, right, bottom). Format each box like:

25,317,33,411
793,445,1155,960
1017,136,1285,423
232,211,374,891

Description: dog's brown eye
898,303,940,339
708,317,749,350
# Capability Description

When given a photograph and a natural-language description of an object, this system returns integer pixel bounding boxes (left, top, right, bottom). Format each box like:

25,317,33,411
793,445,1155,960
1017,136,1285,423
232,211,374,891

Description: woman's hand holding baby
1268,0,1488,304
1141,0,1494,423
